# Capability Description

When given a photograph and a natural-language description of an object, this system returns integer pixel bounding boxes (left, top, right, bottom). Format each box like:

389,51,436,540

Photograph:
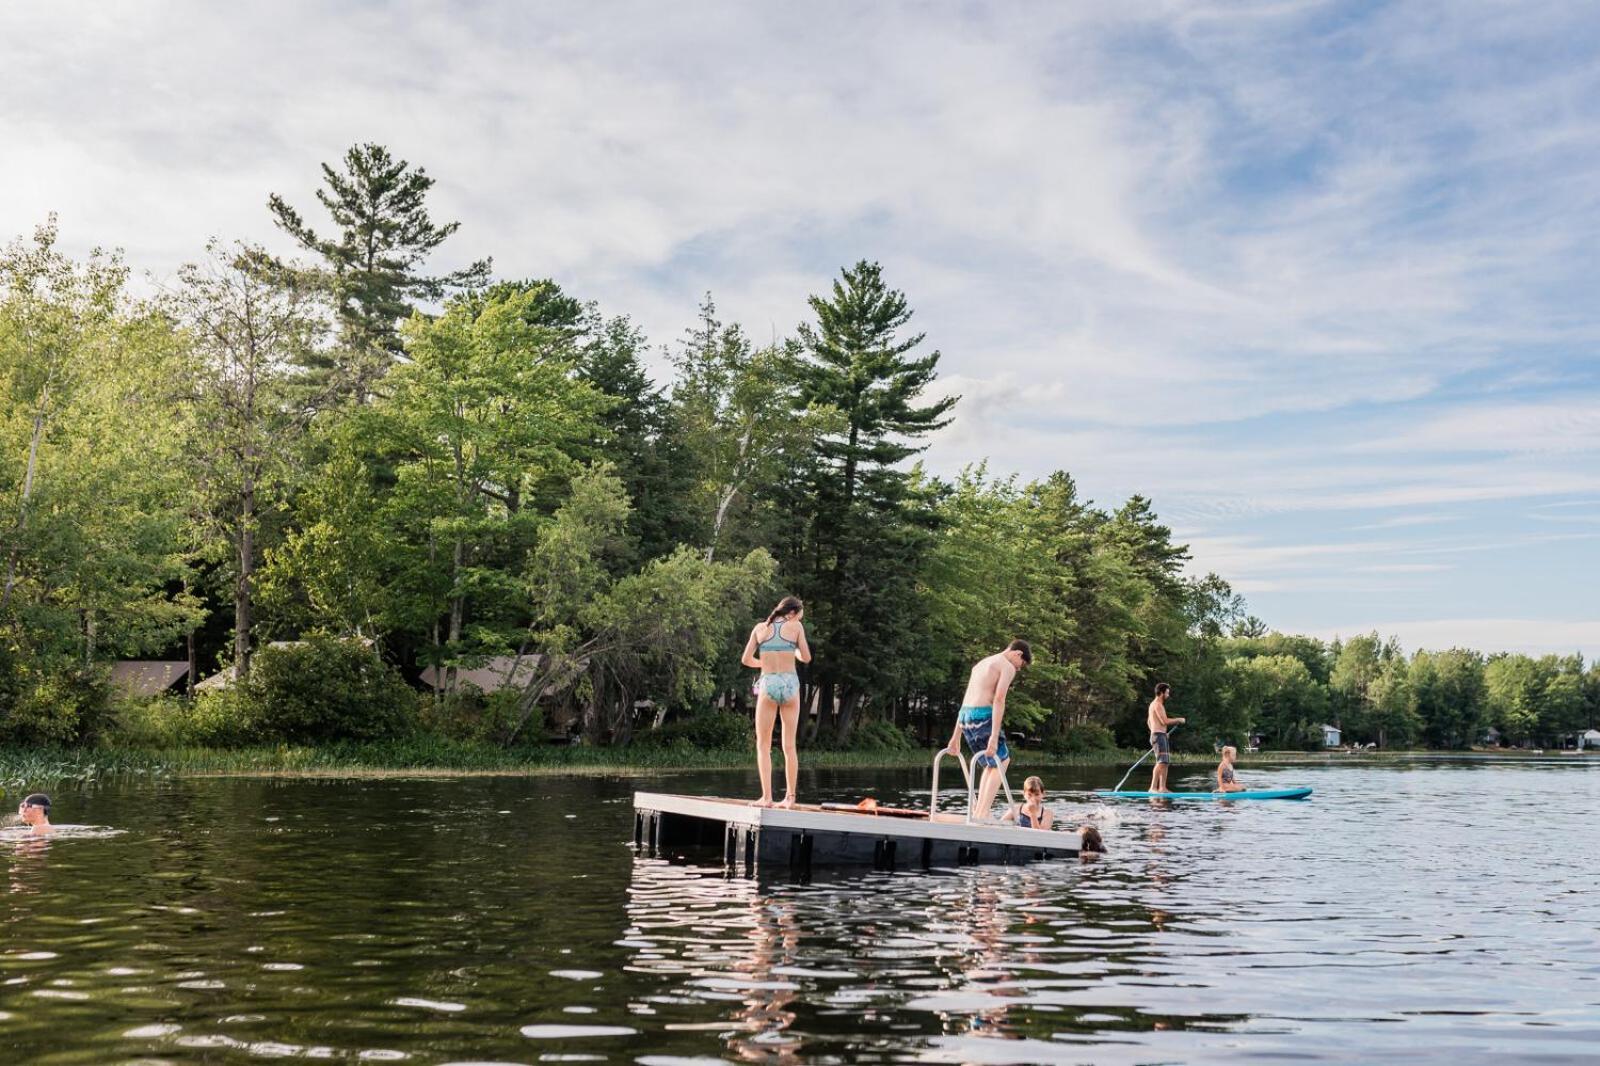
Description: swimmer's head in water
1079,825,1105,853
1023,776,1045,798
18,794,51,825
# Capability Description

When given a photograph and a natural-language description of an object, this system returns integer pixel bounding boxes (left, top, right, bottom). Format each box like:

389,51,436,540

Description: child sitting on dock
998,776,1053,830
1215,746,1245,792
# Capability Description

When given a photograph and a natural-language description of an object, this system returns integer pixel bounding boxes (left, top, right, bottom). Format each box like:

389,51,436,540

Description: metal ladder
930,748,1016,824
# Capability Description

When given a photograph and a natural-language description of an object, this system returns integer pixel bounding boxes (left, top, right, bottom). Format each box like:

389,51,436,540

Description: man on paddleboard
944,639,1031,819
1147,683,1185,793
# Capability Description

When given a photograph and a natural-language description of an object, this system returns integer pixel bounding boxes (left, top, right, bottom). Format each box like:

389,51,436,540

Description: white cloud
1348,400,1600,457
1353,514,1458,530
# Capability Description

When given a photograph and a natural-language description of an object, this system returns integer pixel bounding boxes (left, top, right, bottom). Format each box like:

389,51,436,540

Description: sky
3,1,1598,658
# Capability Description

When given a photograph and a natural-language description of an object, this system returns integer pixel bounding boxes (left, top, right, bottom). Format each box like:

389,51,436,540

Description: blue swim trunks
959,706,1010,768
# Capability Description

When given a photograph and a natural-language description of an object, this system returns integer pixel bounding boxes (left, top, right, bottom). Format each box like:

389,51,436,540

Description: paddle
1110,723,1179,793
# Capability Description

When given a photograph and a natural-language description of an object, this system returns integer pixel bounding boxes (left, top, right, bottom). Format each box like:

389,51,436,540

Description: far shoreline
0,743,1583,786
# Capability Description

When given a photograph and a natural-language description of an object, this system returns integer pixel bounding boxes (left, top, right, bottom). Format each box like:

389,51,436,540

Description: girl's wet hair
765,595,803,625
1023,776,1044,794
1080,825,1105,853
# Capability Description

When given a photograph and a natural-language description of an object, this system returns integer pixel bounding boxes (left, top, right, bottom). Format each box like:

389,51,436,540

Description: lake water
2,757,1597,1064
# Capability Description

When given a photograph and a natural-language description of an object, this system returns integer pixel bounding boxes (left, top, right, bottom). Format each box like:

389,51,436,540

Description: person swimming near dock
741,595,812,809
999,776,1053,830
1146,682,1185,793
1078,824,1105,859
16,794,53,836
944,639,1031,820
1215,745,1244,792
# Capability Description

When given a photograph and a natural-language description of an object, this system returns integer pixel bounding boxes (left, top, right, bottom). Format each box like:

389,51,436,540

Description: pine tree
268,143,491,403
791,260,957,741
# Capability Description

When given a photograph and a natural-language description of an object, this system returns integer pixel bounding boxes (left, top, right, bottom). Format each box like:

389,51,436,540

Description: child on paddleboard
998,776,1053,830
1215,746,1244,792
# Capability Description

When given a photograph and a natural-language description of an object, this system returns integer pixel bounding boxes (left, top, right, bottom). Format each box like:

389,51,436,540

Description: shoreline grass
0,739,1551,787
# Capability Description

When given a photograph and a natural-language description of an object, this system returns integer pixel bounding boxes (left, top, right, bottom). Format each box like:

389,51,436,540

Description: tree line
3,143,1597,751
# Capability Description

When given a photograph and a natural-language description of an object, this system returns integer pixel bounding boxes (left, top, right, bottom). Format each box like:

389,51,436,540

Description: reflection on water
0,760,1597,1063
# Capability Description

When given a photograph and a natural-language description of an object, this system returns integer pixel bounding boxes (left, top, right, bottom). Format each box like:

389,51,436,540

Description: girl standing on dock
741,595,812,808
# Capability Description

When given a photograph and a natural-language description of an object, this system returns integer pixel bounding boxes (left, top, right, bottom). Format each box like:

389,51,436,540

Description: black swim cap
21,793,50,810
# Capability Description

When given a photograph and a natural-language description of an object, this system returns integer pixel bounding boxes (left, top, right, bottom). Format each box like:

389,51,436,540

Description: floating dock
633,752,1083,876
630,787,1081,870
632,791,1083,876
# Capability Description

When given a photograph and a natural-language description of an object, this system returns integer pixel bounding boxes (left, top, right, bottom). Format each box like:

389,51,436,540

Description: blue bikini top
758,619,799,653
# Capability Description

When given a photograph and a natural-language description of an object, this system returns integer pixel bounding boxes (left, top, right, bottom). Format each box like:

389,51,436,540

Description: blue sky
3,1,1597,657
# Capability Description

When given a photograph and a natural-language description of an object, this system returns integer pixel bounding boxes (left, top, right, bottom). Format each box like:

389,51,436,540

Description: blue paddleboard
1094,787,1312,801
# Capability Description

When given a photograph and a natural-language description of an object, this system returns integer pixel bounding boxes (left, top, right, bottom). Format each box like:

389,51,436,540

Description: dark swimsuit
1016,806,1045,829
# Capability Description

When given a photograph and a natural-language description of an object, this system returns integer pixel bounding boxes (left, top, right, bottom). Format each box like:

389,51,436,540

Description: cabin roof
418,655,543,693
109,661,190,696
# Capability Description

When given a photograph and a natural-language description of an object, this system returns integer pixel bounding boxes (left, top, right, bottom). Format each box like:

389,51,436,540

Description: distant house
193,666,236,693
1580,729,1600,751
418,655,543,694
109,661,189,697
1319,723,1342,748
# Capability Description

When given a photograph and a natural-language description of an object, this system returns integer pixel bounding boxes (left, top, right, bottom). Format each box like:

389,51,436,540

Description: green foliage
512,464,778,744
1046,722,1118,755
188,689,259,746
1409,648,1486,749
0,738,1181,787
576,307,699,563
417,688,536,747
841,719,917,752
110,692,253,748
0,220,202,741
670,297,840,563
1226,653,1329,750
633,710,751,752
917,466,1066,732
173,240,325,679
0,648,111,745
1329,633,1414,746
915,464,1229,751
1484,653,1587,744
262,282,610,680
109,694,191,747
238,638,416,743
1223,632,1333,685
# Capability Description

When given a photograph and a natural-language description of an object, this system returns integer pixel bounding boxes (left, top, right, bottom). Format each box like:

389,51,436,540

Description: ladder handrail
930,748,976,823
931,748,1017,823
